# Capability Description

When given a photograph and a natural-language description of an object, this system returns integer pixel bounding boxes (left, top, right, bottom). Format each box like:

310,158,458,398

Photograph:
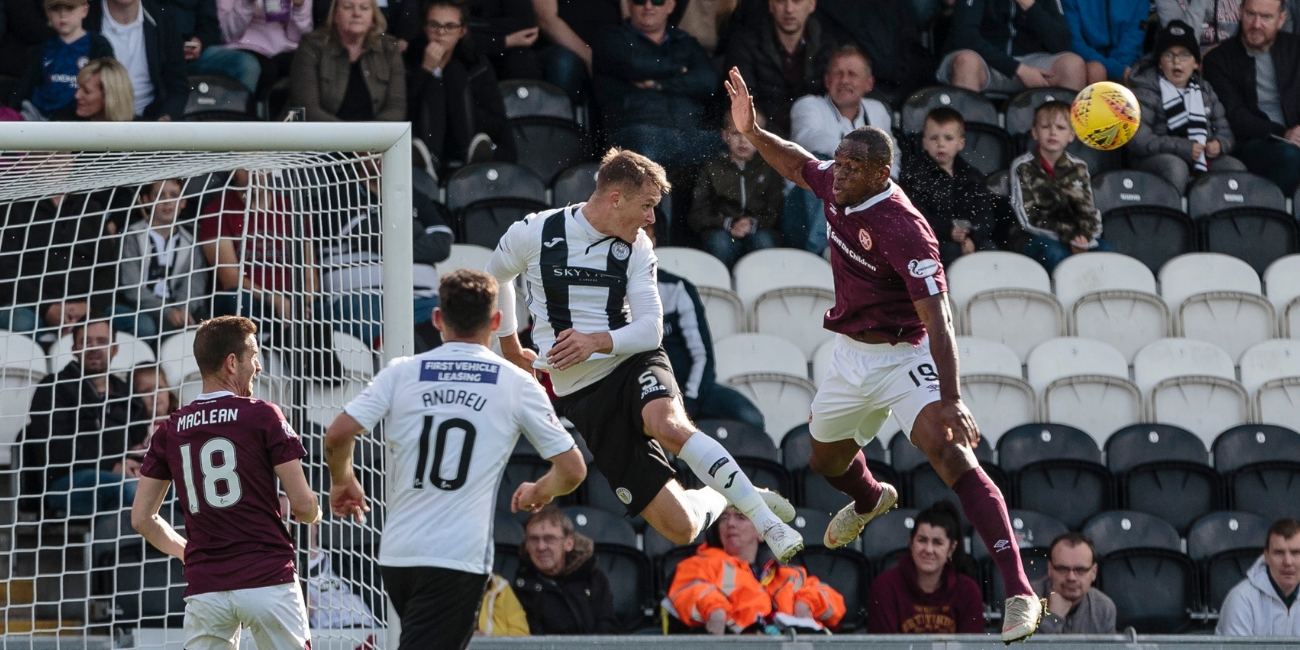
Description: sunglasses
630,0,668,6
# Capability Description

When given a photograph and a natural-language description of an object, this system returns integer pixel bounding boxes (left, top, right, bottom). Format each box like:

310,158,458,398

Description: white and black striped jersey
486,203,663,396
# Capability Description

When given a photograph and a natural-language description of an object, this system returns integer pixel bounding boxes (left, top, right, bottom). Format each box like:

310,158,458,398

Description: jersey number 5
179,439,244,513
413,416,477,491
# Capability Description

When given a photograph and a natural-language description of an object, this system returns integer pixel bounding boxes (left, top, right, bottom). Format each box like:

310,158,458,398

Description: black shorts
557,348,680,515
380,565,489,650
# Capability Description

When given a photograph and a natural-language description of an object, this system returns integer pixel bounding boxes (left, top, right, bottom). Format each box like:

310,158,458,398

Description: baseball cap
45,0,88,9
1156,20,1202,63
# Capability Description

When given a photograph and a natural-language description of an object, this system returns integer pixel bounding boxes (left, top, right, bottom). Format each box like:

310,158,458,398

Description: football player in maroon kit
726,68,1045,642
133,316,319,650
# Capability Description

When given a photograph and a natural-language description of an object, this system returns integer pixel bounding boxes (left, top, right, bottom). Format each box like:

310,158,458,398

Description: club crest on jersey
611,241,631,260
908,258,939,278
616,488,633,504
858,229,873,250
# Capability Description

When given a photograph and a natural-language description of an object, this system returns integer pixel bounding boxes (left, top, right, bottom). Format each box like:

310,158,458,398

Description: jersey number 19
413,416,477,491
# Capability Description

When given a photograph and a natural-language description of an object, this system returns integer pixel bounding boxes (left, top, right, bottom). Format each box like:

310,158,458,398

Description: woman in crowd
73,58,135,122
115,178,210,340
290,0,405,121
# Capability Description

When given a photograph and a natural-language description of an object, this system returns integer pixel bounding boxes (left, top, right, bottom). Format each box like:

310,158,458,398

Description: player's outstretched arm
512,447,586,513
275,459,323,525
725,67,816,190
131,477,187,562
324,412,371,523
914,293,981,449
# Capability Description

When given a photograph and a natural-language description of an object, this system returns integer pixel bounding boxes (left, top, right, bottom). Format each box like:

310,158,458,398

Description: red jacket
866,553,984,633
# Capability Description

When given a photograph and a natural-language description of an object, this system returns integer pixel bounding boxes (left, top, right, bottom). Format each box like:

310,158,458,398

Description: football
1070,81,1142,151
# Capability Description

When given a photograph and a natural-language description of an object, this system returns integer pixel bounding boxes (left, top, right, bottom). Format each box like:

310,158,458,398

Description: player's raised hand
329,475,370,523
725,67,758,136
940,399,982,449
511,481,553,513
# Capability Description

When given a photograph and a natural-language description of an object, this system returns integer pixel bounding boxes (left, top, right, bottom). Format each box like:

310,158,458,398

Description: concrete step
0,617,80,634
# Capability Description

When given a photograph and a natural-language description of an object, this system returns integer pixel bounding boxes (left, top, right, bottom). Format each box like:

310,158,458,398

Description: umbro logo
544,237,564,248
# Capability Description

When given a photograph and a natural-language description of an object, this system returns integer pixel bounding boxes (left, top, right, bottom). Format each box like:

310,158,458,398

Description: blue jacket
1062,0,1147,80
593,23,717,131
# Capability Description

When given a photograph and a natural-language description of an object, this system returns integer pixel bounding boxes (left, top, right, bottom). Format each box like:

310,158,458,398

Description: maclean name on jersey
176,408,240,430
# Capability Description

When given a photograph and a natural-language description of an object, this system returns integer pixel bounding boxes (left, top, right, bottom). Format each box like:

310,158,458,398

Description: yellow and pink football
1070,81,1141,151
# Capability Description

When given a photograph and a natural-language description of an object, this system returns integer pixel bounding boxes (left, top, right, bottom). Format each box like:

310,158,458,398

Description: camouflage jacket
1009,150,1102,244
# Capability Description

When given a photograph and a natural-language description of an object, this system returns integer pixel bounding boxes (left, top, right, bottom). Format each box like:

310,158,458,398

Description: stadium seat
158,330,198,388
510,118,593,185
1106,424,1218,532
959,123,1015,177
0,331,47,463
794,547,873,631
1187,171,1287,219
459,198,550,249
788,507,834,547
552,162,599,208
303,378,365,432
1188,172,1295,274
496,457,553,515
1071,291,1171,364
1239,339,1300,426
714,334,815,443
693,419,789,495
900,86,999,134
733,249,835,357
1003,87,1077,137
1187,511,1272,612
1097,548,1198,632
331,331,376,379
959,373,1036,446
1064,140,1122,175
445,163,547,212
1091,169,1184,216
781,425,897,513
184,75,252,120
50,331,155,380
998,423,1112,528
438,244,494,274
1159,253,1275,361
493,509,526,547
580,467,631,517
1213,424,1300,521
655,246,744,341
1101,205,1196,275
1263,255,1300,337
1052,251,1159,309
947,252,1064,357
714,334,808,383
1133,338,1248,446
986,169,1011,196
591,545,656,631
1084,510,1182,557
562,506,639,549
859,508,919,570
971,509,1068,560
1026,337,1139,444
955,337,1022,377
499,79,574,121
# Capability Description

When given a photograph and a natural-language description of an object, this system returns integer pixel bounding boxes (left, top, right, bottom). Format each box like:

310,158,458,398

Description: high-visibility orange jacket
668,545,845,629
762,560,846,629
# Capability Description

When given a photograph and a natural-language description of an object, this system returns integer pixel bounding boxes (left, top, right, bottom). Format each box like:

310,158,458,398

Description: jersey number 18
413,416,477,491
179,439,244,513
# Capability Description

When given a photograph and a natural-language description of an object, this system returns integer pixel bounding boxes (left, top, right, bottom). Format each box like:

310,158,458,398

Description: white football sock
677,432,781,531
680,487,728,535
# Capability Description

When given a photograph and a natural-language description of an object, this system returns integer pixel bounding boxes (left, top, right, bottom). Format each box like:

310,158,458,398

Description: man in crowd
1034,533,1117,634
1218,518,1300,636
164,0,260,92
85,0,189,120
513,506,620,634
20,319,146,516
1203,0,1300,193
813,0,933,103
725,0,837,136
940,0,1087,93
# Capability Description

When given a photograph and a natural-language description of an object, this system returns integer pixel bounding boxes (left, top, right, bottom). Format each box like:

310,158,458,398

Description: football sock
681,487,728,538
954,466,1033,598
677,432,782,531
823,451,885,515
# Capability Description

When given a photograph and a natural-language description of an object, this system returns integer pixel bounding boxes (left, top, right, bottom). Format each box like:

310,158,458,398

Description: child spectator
1129,20,1247,189
1010,100,1114,272
9,0,114,120
688,108,784,268
116,178,210,340
900,108,999,267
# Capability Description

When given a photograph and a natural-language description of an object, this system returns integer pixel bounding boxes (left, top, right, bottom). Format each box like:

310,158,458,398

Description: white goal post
0,122,413,649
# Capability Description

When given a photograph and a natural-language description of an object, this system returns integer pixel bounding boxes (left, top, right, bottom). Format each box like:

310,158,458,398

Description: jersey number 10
413,416,477,491
179,438,244,513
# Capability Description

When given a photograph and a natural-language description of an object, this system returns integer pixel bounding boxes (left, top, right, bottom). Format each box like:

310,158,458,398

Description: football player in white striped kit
486,148,803,562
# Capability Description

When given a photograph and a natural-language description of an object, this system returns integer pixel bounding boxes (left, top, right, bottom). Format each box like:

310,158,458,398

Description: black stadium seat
592,544,656,631
793,547,873,631
460,198,549,249
789,508,833,547
1098,548,1198,632
510,118,593,185
184,75,252,120
1213,425,1300,521
1083,510,1182,557
1105,424,1220,532
1092,170,1183,215
445,163,547,212
498,456,551,513
494,509,525,547
580,467,632,517
971,509,1065,607
499,79,575,121
901,86,999,135
998,424,1113,528
1188,511,1272,612
959,123,1014,177
781,425,898,512
1189,170,1296,273
1188,171,1287,219
553,162,600,207
562,506,639,549
1101,206,1195,274
860,508,919,571
1004,87,1078,137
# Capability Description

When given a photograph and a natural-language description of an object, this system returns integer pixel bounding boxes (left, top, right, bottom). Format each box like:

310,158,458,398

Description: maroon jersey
803,160,948,345
140,391,307,596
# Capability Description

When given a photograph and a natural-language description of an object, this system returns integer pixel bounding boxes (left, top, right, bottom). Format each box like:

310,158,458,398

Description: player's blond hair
595,148,671,195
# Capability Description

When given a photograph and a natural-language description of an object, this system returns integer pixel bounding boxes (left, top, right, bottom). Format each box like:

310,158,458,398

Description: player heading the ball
325,269,587,650
133,316,319,650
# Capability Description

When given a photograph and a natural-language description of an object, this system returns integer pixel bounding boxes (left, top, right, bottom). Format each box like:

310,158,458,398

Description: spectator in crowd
1202,0,1300,193
593,0,721,167
85,0,189,120
1035,532,1117,634
8,0,113,121
1010,100,1113,272
1156,0,1241,48
219,0,313,99
478,573,531,636
786,45,896,252
689,109,783,267
407,0,516,174
129,364,176,439
901,108,999,267
813,0,933,102
866,501,984,634
725,0,836,136
668,506,845,633
1130,20,1246,189
465,0,542,80
0,0,56,79
939,0,1087,93
166,0,261,92
641,225,766,430
1218,518,1300,636
514,505,620,635
0,189,118,342
115,178,209,340
19,318,147,516
72,57,136,121
1063,0,1147,83
531,0,623,97
290,0,405,121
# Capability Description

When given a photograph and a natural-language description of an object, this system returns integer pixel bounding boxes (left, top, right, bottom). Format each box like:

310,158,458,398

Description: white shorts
810,335,942,447
183,581,311,650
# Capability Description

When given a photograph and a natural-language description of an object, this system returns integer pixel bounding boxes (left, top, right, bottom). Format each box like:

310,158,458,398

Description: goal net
0,123,412,649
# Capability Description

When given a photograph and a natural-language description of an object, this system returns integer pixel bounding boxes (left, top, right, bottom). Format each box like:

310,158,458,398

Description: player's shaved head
595,148,671,196
195,316,258,377
842,126,895,172
439,269,498,336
